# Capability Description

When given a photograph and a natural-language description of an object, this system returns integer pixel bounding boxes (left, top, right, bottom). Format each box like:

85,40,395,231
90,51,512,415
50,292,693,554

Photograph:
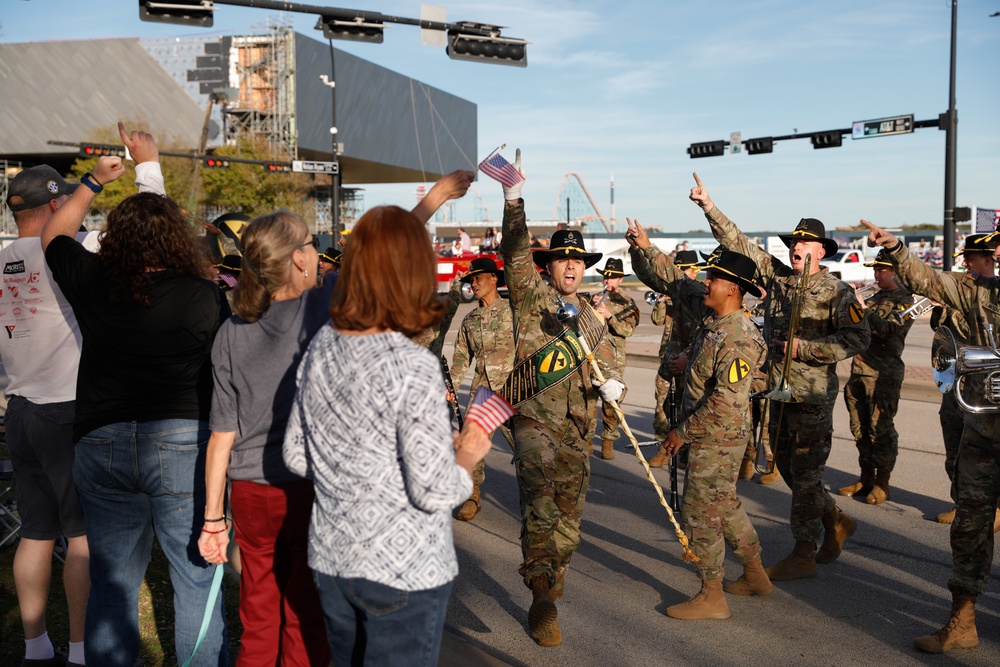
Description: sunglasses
302,236,319,249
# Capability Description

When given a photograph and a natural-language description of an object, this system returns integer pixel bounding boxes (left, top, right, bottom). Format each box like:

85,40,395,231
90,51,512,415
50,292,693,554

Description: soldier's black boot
527,576,561,647
914,594,978,653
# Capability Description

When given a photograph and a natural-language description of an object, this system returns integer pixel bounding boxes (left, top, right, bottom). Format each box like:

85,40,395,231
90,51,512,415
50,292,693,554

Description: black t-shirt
45,236,230,441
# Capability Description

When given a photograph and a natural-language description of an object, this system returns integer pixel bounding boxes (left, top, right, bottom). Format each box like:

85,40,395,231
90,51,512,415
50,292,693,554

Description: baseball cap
6,165,79,212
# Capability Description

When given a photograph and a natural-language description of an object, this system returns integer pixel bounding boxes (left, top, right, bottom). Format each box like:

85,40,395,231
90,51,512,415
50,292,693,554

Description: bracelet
203,516,227,523
201,527,227,535
80,172,104,194
888,239,903,253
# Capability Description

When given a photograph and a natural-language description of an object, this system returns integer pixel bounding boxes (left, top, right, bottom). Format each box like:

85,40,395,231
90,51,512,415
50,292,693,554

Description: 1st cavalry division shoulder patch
728,358,751,384
849,303,865,324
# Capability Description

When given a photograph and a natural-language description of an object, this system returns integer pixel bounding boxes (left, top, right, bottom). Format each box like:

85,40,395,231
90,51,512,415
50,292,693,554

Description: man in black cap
838,249,915,505
594,258,640,460
660,250,773,620
0,124,164,666
497,149,618,647
690,173,870,582
317,246,341,286
449,257,515,521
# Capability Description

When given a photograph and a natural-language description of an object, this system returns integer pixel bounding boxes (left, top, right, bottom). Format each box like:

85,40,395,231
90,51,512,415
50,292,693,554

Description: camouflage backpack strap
500,299,606,407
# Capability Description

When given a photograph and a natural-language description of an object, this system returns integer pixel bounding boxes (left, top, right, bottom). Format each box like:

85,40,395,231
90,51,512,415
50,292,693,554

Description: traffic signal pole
943,0,958,265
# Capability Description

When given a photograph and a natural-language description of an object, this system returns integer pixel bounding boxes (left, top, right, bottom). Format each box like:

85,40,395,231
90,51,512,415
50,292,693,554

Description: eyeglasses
302,236,319,249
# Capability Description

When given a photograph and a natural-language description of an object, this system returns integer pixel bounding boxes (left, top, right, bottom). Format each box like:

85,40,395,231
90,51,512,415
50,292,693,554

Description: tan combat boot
816,506,856,564
936,506,957,524
724,556,776,596
648,445,670,468
865,469,891,505
765,541,817,581
738,457,755,480
527,577,561,647
456,484,480,522
758,462,781,485
837,465,875,497
994,508,1000,533
666,578,731,620
914,594,979,653
601,439,615,460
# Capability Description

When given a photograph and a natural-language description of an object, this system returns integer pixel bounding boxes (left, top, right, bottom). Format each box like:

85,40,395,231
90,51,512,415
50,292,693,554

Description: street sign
851,114,914,140
730,131,742,154
291,160,340,174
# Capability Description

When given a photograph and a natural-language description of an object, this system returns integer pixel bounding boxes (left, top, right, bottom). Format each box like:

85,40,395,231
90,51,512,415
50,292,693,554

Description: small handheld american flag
478,147,525,188
465,386,515,434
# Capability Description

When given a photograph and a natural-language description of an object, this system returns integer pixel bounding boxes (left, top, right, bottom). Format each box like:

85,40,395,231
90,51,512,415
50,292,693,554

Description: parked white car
820,248,874,284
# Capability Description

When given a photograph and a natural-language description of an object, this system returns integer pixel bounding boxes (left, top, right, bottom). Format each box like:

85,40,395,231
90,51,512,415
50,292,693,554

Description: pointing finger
692,172,704,189
118,121,130,145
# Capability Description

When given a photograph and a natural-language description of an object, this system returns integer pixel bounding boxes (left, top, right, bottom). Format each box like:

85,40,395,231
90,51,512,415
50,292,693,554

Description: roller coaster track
552,172,613,233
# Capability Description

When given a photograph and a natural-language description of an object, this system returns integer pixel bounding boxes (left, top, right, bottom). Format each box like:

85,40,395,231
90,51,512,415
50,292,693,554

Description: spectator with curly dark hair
40,143,230,666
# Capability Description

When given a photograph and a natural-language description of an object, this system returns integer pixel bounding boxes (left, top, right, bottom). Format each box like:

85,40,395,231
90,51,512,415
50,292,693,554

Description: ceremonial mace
556,299,699,563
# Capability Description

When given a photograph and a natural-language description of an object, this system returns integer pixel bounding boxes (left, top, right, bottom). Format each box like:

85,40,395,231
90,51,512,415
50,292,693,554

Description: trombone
645,290,665,306
752,254,812,474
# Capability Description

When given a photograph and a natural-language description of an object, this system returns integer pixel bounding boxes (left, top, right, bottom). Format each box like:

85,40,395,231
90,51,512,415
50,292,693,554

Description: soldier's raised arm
498,150,541,312
626,218,688,292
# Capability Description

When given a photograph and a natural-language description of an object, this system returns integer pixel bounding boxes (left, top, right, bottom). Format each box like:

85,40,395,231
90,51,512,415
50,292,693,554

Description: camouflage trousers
600,386,629,441
684,444,762,580
652,374,681,441
770,402,837,543
940,390,964,486
469,425,514,486
843,372,903,472
513,416,590,589
948,420,1000,596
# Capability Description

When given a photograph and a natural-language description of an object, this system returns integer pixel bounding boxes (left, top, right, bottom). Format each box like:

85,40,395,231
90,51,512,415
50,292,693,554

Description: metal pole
566,197,570,226
943,0,958,264
326,40,341,236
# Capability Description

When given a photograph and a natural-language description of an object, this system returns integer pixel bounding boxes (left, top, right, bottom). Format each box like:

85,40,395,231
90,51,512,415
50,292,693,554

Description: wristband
80,173,104,194
888,239,903,253
203,516,226,523
201,527,227,535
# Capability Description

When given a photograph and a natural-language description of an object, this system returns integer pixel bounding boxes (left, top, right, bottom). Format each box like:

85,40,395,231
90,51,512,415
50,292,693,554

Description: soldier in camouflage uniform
594,257,640,460
449,257,515,521
690,174,870,582
627,242,709,468
838,249,915,505
650,293,675,443
412,275,461,356
497,150,619,647
864,221,1000,653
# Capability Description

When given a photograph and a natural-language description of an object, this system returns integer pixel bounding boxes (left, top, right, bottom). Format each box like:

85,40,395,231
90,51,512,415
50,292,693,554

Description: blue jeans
312,573,453,667
74,420,228,667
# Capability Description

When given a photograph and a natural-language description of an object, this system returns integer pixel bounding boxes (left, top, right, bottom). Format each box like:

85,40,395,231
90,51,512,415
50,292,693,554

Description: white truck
820,248,875,284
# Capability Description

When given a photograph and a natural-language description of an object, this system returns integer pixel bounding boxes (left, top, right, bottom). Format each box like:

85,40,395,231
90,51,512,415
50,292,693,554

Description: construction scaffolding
224,26,297,159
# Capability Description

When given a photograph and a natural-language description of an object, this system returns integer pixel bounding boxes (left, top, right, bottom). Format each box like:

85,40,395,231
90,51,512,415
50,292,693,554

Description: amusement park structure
552,172,617,233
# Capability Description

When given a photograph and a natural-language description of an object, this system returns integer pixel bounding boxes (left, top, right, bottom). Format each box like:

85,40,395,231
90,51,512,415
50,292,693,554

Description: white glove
503,148,525,201
594,378,625,404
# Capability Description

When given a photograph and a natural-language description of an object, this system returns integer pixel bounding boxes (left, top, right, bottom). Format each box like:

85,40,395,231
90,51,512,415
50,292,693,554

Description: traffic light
79,143,126,158
204,158,230,169
265,163,291,173
446,28,528,67
138,0,214,27
687,141,726,159
811,131,843,149
316,16,384,43
744,137,774,155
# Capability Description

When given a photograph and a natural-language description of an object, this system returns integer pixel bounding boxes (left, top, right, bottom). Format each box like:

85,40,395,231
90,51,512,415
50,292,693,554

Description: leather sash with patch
501,302,606,407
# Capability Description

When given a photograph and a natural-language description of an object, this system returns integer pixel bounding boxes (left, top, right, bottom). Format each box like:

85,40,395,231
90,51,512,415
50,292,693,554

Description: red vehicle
437,251,505,302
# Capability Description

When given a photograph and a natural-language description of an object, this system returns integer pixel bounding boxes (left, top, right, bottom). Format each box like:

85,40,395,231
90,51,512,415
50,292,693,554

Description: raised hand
625,217,651,250
859,219,897,249
92,155,126,186
118,121,159,164
503,148,524,201
689,172,714,212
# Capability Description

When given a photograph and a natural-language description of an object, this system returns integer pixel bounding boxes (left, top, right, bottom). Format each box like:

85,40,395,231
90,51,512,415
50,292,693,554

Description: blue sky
1,1,998,233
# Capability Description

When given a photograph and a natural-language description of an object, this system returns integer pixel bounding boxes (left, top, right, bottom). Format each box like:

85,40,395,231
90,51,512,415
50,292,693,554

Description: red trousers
231,479,330,666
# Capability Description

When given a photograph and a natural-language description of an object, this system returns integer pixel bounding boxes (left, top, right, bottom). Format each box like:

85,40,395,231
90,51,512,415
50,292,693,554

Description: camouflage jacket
851,287,915,378
630,244,710,377
600,291,640,373
413,279,461,357
676,309,766,447
500,199,617,440
651,296,674,357
706,207,871,404
931,305,972,345
892,244,1000,437
450,295,515,397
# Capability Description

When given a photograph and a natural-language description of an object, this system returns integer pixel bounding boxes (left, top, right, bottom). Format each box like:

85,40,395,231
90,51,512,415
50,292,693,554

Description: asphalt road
440,288,999,667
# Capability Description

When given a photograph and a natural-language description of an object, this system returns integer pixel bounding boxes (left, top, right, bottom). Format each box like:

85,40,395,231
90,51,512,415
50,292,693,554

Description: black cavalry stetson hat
864,249,896,268
319,247,341,264
778,218,839,257
532,229,602,268
461,257,506,287
704,250,763,298
673,250,699,268
953,232,1000,257
600,257,629,278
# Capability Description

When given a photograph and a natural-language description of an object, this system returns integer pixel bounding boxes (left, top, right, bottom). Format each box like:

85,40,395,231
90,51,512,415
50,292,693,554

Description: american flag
478,150,524,188
465,386,515,433
975,206,1000,233
217,274,238,289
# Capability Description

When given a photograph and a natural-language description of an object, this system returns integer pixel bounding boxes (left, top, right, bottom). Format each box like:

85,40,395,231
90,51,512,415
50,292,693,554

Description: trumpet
855,283,879,303
894,297,933,323
645,290,665,306
932,324,1000,413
